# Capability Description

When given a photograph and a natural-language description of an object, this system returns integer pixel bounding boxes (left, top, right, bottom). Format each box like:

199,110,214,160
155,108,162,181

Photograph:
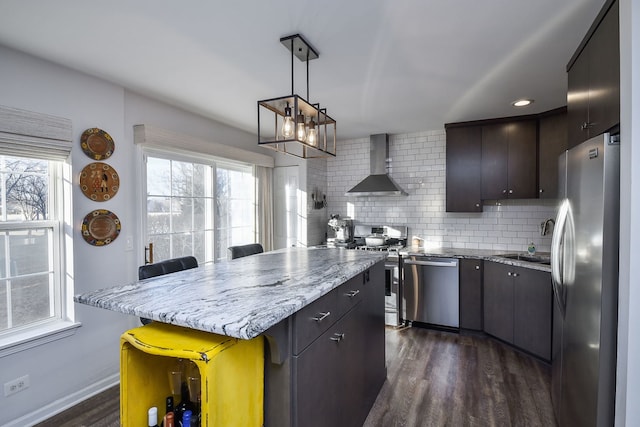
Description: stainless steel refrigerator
551,132,619,427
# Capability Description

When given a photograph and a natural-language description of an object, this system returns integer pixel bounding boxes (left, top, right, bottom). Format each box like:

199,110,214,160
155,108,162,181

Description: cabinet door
338,303,370,427
567,50,590,149
294,316,342,427
446,126,483,212
483,261,513,343
459,259,483,330
538,111,568,199
481,124,509,200
513,268,552,360
362,264,386,402
507,120,537,199
587,0,619,138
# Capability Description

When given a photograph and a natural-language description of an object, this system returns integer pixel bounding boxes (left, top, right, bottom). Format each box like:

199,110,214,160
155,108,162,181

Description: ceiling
0,0,604,141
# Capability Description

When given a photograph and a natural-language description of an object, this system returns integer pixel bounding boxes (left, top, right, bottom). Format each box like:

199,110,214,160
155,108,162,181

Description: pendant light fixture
258,34,336,158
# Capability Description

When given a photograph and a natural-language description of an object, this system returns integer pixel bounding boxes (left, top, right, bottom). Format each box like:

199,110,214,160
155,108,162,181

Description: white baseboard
6,374,119,427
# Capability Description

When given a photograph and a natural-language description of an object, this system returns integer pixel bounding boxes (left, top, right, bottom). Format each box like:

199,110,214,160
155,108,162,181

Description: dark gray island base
264,261,386,427
74,248,387,427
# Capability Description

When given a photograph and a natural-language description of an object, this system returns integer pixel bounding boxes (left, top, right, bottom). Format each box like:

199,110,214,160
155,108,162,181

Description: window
145,152,256,264
0,155,67,341
215,162,257,260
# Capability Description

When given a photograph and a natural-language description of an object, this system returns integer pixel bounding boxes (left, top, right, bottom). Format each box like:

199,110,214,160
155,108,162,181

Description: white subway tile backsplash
326,128,559,252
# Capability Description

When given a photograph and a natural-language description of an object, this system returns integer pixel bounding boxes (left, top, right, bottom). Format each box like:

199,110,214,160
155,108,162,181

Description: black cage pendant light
257,34,336,158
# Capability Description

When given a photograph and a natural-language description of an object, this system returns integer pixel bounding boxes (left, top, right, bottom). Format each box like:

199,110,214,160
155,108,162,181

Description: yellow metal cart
120,322,264,426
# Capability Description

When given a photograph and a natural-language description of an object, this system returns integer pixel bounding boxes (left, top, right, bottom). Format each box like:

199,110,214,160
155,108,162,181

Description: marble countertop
400,247,551,272
74,247,387,340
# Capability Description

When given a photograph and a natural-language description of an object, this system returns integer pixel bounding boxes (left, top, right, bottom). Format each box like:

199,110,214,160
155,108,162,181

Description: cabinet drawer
335,274,365,319
293,288,339,354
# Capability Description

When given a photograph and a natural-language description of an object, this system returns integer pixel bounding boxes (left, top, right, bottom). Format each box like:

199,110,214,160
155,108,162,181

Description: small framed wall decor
81,209,121,246
81,127,115,160
79,162,120,201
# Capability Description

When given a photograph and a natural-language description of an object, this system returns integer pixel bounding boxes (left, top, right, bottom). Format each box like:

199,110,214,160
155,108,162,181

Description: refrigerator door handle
551,199,569,314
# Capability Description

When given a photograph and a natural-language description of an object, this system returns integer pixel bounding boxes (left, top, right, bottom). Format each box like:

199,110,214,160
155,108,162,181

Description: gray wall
0,44,270,425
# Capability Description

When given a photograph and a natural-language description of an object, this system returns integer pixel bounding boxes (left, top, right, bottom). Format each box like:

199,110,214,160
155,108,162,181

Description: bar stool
227,243,264,260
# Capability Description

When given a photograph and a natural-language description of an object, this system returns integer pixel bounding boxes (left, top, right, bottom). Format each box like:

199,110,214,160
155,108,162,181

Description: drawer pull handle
330,333,345,342
312,311,331,322
346,290,360,298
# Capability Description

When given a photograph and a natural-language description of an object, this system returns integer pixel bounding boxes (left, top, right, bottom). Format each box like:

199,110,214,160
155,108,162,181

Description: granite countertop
74,247,387,340
400,247,551,272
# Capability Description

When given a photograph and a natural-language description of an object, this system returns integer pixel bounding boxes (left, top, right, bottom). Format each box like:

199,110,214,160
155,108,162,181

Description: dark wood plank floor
36,327,556,427
34,385,120,427
364,327,556,427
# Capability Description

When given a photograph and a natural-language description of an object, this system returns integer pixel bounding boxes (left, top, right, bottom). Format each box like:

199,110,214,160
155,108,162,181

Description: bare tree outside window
1,155,56,332
145,155,254,264
1,157,48,221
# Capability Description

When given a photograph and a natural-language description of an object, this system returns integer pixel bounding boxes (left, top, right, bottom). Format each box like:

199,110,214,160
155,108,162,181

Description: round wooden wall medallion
80,128,115,160
81,209,121,246
80,162,119,201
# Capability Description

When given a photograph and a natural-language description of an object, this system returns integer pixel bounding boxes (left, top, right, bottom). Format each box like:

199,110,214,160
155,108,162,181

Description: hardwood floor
364,326,556,427
36,326,556,426
34,384,120,427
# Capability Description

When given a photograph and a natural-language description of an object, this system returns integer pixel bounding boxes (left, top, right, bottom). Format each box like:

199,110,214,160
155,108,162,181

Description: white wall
0,44,273,425
273,152,328,248
615,0,640,424
0,44,137,426
327,131,557,252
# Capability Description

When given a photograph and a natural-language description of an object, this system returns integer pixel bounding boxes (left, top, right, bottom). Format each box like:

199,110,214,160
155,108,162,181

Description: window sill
0,320,82,358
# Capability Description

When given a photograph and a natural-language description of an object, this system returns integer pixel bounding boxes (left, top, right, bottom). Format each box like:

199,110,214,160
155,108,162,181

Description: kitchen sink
498,254,551,265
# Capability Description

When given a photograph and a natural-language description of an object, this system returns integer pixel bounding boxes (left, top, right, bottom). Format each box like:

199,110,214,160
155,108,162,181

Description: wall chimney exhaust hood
346,134,408,196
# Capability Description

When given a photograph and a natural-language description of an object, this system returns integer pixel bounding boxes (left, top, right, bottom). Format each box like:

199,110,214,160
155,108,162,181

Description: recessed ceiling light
512,99,534,107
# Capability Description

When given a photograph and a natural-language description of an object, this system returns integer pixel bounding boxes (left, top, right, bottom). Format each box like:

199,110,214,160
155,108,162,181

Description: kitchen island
75,247,387,427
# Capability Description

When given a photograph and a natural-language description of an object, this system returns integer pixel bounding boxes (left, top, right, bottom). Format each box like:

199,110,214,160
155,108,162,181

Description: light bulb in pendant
307,119,317,146
282,103,294,139
296,112,306,142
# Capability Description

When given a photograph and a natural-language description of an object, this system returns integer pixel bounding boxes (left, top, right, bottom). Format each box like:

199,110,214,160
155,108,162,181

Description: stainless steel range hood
346,134,408,196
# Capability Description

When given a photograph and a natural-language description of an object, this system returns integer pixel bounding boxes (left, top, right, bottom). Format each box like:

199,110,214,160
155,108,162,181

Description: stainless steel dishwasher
402,255,459,328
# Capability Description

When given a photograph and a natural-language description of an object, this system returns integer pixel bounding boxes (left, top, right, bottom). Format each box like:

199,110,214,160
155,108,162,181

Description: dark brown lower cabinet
265,262,386,427
294,303,365,427
483,261,552,360
483,262,514,343
513,267,552,360
459,259,483,330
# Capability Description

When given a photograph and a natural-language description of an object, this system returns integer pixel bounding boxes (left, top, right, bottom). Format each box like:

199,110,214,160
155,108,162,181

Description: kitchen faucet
541,218,555,236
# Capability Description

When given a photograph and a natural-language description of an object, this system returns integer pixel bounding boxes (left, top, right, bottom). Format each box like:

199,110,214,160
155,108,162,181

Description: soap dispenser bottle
527,242,536,255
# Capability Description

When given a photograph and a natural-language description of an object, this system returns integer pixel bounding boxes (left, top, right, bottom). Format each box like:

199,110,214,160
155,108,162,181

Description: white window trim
0,107,79,357
141,146,257,264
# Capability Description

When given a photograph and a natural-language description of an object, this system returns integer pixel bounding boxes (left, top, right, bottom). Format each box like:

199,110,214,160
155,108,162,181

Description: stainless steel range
353,225,408,326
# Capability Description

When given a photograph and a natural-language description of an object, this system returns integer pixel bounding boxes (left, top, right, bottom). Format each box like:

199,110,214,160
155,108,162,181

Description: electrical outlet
4,375,29,396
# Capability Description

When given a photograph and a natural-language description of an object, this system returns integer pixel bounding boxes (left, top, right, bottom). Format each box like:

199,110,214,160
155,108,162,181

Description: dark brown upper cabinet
538,108,568,199
446,126,483,212
567,0,619,149
481,120,537,200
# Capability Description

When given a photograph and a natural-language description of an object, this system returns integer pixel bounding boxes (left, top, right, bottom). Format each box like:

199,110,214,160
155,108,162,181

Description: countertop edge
74,249,387,340
400,248,551,272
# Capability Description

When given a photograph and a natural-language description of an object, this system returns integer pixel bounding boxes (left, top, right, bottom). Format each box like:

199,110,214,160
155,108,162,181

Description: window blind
0,105,72,161
134,124,275,168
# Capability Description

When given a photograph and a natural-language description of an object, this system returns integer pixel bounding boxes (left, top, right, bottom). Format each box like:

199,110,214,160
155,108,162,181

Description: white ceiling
0,0,604,140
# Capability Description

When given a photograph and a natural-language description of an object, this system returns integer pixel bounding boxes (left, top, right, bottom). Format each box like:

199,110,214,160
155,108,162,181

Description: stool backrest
138,256,198,279
137,256,198,325
228,243,264,260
